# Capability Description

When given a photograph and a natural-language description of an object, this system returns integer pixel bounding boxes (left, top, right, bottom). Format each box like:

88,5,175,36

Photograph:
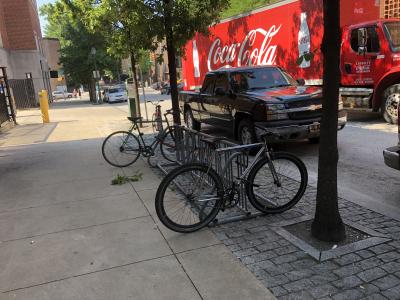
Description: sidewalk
0,99,274,299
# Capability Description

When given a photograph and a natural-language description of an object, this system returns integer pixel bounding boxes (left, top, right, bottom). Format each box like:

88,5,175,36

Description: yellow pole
39,90,50,123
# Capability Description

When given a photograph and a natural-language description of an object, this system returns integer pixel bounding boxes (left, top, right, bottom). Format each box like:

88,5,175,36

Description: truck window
383,22,400,52
201,75,215,94
214,74,229,93
350,27,380,53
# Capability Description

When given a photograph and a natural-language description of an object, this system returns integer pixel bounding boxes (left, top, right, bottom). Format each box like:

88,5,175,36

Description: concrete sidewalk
0,99,275,299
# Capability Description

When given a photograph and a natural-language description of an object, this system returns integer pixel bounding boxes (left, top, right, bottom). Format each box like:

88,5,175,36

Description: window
214,74,229,93
350,27,380,53
384,22,400,53
230,67,291,92
201,75,215,94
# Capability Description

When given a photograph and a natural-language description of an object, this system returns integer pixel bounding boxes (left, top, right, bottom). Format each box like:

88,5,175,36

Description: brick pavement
210,185,400,300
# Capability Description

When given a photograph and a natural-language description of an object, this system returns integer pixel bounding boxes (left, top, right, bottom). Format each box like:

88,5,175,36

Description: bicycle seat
200,137,228,149
260,131,276,140
165,109,173,114
127,116,142,123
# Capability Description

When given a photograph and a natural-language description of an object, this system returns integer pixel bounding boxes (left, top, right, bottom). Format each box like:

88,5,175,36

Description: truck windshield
230,68,296,92
383,22,400,53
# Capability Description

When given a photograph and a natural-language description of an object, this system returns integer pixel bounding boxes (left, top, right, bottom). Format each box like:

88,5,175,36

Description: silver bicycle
155,131,308,233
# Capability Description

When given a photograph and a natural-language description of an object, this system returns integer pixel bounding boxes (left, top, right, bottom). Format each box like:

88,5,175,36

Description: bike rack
156,126,263,226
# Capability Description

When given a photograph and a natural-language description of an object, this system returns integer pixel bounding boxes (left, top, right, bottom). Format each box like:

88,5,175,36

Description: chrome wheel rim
241,127,253,144
385,94,399,121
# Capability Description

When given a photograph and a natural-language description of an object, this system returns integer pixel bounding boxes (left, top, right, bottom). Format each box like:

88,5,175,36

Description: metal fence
158,126,263,225
0,67,16,126
8,79,37,109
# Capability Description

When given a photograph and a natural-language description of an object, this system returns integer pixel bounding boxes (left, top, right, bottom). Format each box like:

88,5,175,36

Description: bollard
39,90,50,123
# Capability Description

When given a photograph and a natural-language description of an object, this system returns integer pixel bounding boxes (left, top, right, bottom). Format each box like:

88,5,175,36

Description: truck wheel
382,84,400,124
238,119,257,145
185,108,201,131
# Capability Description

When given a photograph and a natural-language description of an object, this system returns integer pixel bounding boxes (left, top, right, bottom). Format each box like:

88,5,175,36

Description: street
116,88,400,216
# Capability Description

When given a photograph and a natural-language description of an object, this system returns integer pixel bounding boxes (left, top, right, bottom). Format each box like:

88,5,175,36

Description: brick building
42,37,66,92
0,0,51,103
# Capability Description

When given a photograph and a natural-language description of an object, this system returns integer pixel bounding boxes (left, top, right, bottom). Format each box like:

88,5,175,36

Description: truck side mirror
297,78,305,86
215,87,226,96
358,28,367,55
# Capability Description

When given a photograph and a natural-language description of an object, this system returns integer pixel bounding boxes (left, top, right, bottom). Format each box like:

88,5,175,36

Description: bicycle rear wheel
155,164,224,233
246,152,307,214
102,131,141,167
159,127,177,163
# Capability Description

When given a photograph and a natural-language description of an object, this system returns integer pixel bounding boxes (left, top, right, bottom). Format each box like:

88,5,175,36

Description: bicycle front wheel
159,127,177,163
246,152,308,214
155,164,224,233
102,131,141,167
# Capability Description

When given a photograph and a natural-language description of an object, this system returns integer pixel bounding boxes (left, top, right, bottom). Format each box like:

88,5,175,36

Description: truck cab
341,20,400,123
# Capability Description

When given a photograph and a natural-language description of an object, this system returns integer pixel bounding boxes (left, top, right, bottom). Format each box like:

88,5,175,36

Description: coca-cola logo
207,25,281,71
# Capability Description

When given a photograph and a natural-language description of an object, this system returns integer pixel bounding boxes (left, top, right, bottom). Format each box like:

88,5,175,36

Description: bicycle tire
155,163,224,233
246,152,308,214
159,127,177,163
102,131,141,167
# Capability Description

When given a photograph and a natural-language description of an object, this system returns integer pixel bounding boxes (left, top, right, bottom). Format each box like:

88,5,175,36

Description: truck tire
382,84,400,124
238,119,257,145
185,108,201,131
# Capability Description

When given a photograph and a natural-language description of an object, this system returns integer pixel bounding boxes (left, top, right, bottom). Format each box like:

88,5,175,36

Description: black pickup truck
179,66,347,144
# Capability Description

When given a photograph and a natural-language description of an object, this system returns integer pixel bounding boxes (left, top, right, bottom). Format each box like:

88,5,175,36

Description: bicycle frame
214,140,282,189
124,111,173,153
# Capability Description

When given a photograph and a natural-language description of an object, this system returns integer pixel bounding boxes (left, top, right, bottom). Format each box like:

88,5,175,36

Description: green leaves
111,172,143,185
296,50,317,66
39,0,121,87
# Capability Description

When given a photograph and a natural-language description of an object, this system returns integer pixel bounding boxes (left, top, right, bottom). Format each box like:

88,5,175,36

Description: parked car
103,87,128,103
161,82,184,95
52,91,73,99
179,65,347,144
383,104,400,170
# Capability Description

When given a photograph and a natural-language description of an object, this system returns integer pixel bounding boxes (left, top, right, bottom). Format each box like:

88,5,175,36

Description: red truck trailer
181,0,400,123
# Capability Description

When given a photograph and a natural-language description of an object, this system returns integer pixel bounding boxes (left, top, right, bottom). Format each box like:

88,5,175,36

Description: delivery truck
181,0,400,124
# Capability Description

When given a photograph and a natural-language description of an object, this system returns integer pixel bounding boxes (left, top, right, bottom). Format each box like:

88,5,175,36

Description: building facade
0,0,51,104
42,37,66,92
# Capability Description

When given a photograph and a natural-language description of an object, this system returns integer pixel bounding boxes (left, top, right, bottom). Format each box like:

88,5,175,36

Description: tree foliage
40,1,120,90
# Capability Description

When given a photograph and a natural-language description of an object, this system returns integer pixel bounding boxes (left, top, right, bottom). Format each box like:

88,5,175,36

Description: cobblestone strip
211,186,400,300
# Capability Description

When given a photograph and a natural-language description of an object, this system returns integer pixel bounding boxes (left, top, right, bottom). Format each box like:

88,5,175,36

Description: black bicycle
102,109,176,167
147,99,164,133
155,130,308,233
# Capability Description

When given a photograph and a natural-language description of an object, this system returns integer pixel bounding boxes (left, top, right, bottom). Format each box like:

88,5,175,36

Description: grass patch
111,171,143,185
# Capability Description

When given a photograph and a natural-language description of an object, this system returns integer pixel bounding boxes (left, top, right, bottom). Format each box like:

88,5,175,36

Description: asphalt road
115,88,400,217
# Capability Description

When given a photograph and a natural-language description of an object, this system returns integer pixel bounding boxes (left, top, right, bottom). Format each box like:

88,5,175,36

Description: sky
37,0,54,34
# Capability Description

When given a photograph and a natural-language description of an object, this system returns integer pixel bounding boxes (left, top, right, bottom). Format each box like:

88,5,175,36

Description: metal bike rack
156,126,263,225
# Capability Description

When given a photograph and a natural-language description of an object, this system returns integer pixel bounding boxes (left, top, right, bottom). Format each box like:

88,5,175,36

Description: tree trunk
88,80,96,102
130,52,142,119
164,0,181,125
311,0,346,242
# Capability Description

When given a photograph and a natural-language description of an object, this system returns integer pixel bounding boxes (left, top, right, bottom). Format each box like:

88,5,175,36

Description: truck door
341,26,382,87
208,73,233,126
198,74,216,123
